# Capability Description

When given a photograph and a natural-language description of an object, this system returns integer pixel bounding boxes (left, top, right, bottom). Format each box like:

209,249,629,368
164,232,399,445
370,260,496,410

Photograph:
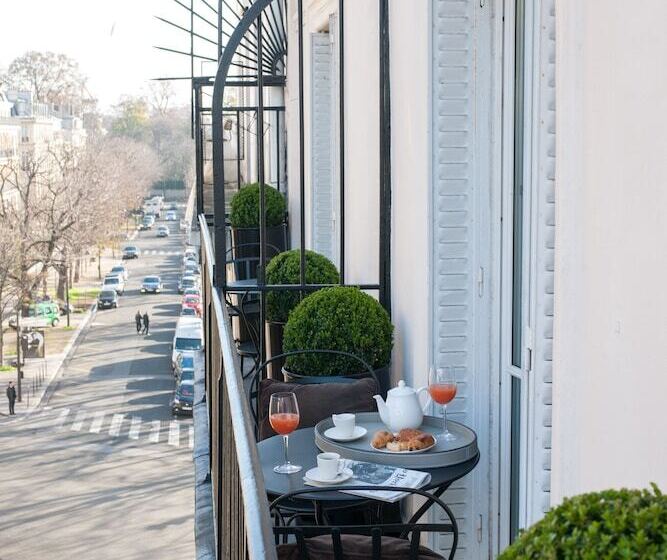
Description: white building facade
278,0,666,557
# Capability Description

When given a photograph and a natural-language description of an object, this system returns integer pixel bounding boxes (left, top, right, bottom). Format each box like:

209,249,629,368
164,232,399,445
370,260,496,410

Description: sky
0,0,219,110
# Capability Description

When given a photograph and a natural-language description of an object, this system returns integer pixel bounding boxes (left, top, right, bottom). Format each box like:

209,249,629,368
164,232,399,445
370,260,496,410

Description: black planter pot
265,321,286,380
282,365,391,398
230,224,287,280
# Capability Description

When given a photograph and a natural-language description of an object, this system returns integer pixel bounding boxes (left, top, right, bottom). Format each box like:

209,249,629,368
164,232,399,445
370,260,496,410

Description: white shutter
310,33,334,261
432,0,487,557
529,0,556,521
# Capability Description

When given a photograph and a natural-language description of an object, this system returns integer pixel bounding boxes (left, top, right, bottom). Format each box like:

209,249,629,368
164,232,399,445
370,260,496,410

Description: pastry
371,430,394,449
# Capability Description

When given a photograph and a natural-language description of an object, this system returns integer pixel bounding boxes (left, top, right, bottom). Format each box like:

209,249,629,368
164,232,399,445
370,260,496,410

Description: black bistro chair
249,349,380,442
271,486,459,560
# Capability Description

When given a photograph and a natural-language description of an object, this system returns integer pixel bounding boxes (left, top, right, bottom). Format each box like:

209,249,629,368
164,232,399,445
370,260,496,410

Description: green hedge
283,287,393,376
499,484,667,559
265,250,339,324
229,183,286,228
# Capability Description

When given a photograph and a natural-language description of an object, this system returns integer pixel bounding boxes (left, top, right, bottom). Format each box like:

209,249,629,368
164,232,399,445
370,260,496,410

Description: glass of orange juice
428,367,458,441
269,392,302,474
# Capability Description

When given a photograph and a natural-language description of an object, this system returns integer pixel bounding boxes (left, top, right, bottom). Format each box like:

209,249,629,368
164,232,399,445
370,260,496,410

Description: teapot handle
416,386,430,414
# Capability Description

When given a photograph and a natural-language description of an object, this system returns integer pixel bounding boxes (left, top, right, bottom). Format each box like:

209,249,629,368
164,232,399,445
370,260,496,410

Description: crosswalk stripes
56,408,71,429
129,416,142,440
188,426,194,449
71,410,87,431
168,421,180,446
89,411,105,433
149,420,161,443
141,249,181,256
109,414,125,436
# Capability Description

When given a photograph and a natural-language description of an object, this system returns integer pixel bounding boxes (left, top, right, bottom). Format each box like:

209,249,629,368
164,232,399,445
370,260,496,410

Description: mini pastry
371,430,394,449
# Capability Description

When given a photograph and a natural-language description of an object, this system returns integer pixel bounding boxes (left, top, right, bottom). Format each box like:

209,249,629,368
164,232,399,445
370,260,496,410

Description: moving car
141,275,163,294
122,246,139,259
97,289,119,309
156,225,170,238
171,318,203,368
165,210,177,221
102,274,125,295
178,275,199,294
110,264,129,280
9,301,60,329
172,379,194,416
139,215,155,230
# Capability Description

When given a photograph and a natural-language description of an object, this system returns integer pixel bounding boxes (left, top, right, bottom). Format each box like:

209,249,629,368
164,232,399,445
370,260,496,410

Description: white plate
374,435,438,454
324,426,368,442
304,467,354,485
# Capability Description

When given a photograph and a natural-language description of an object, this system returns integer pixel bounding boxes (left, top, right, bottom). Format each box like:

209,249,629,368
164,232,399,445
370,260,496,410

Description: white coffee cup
317,452,341,480
331,413,356,437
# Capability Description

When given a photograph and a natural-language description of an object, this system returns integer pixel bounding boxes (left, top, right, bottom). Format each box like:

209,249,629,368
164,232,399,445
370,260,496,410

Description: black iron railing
200,217,277,560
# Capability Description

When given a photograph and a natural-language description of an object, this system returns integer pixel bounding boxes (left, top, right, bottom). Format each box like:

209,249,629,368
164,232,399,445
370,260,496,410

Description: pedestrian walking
6,381,16,415
142,312,150,335
135,310,142,334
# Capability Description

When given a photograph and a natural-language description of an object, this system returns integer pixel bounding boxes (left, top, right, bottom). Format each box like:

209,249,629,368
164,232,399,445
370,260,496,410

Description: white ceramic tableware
305,467,353,485
316,452,341,480
373,380,430,433
331,413,356,437
324,426,368,442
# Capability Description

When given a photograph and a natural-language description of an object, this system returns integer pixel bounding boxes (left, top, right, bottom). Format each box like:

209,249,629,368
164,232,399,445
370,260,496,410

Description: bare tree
147,81,175,116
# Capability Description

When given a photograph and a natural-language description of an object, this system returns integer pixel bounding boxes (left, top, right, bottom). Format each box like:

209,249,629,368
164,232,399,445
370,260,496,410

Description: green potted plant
265,250,339,379
282,286,393,394
229,183,287,267
499,484,667,559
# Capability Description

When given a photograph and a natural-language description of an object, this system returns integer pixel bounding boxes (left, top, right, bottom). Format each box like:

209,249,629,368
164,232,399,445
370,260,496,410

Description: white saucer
305,467,353,485
324,426,367,442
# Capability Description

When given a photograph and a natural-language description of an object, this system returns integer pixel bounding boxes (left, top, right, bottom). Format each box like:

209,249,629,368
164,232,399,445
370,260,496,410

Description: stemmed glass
269,392,302,474
428,367,458,441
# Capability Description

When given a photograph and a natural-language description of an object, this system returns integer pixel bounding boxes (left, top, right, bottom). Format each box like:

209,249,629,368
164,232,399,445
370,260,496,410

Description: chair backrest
225,242,282,282
249,349,379,440
270,486,459,560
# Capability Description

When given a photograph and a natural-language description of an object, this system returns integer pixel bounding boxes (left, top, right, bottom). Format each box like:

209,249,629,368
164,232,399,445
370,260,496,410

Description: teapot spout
373,395,390,426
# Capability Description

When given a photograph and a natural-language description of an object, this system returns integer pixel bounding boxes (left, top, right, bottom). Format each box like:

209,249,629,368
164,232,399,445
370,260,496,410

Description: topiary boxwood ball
499,484,667,559
283,286,393,377
229,183,286,228
266,250,339,324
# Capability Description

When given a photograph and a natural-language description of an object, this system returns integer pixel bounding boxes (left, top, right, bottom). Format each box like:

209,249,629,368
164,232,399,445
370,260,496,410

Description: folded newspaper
304,459,431,503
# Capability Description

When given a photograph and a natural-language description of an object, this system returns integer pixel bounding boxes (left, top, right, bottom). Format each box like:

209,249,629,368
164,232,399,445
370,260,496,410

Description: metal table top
258,427,479,502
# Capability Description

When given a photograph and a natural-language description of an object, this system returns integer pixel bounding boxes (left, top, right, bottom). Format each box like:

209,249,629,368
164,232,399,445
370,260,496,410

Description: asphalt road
0,211,195,559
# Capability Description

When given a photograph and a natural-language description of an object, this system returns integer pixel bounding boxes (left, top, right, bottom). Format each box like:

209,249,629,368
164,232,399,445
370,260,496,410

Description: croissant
371,430,394,449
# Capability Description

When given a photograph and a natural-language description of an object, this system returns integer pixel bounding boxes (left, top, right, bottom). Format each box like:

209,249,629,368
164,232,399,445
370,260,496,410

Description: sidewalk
0,306,94,421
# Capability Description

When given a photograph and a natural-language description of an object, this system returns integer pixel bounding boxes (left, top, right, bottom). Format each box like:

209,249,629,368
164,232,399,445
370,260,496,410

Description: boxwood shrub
229,183,286,228
283,286,393,376
499,484,667,560
265,250,339,324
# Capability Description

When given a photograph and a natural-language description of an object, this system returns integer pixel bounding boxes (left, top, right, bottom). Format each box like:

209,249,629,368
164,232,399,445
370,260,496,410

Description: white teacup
331,413,356,437
317,452,341,481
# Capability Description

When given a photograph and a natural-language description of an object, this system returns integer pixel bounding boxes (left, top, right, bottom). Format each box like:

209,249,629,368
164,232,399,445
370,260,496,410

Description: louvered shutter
529,0,556,521
311,33,334,261
432,0,484,557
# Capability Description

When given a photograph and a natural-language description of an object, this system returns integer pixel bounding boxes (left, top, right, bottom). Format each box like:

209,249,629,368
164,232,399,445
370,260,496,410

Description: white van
171,317,203,369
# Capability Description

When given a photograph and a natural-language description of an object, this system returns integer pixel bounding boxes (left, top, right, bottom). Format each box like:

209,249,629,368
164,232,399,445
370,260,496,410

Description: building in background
0,91,20,164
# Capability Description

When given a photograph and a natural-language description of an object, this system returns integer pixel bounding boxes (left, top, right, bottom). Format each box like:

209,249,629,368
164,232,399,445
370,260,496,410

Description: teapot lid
388,380,415,396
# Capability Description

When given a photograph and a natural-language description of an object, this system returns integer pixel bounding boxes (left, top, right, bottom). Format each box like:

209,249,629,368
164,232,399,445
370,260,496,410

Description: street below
0,211,194,559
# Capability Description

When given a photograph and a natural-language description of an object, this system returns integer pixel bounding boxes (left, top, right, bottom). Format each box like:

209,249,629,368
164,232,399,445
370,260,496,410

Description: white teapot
374,380,429,433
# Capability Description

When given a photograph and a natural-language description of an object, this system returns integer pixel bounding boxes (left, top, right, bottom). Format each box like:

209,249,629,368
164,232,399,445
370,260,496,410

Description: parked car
102,274,125,295
139,215,155,230
172,379,194,416
171,317,203,368
110,264,129,280
97,289,119,309
179,219,189,233
182,294,202,316
9,302,60,329
174,352,195,381
178,275,199,294
183,287,201,298
183,265,201,279
141,275,163,294
180,305,198,317
183,248,198,262
122,246,139,259
156,225,170,238
165,210,177,221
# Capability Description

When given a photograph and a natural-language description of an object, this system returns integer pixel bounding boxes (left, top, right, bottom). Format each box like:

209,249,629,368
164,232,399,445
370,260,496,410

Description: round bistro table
258,426,480,530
